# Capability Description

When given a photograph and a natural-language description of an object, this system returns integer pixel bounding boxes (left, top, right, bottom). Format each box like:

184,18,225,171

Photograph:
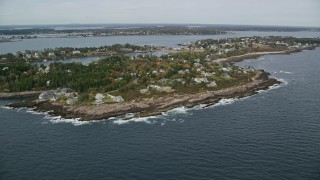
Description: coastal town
1,36,320,120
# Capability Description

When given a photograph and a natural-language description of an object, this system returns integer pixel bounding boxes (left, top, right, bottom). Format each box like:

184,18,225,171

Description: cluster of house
38,66,50,74
140,37,319,94
21,50,83,60
136,57,244,94
24,52,41,59
94,93,124,104
192,77,217,87
39,88,78,105
140,85,174,94
0,35,37,40
38,88,125,105
175,37,318,58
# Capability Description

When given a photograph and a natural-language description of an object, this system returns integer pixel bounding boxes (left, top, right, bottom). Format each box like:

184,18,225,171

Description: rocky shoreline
7,70,280,121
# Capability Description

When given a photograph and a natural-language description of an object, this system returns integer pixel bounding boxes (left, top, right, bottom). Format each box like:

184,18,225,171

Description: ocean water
1,39,320,179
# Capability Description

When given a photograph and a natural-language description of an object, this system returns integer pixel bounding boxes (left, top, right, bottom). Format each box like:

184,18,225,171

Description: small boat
43,59,47,62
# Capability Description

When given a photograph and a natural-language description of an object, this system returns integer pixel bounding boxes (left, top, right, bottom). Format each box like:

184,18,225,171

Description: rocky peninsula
1,36,319,121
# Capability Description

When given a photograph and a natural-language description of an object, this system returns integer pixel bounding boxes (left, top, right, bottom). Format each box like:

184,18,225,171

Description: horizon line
0,23,319,29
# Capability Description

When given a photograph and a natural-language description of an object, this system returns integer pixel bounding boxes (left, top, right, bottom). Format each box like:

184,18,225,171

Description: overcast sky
0,0,319,27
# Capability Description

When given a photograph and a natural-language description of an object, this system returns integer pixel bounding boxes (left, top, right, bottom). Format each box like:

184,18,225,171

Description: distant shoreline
212,46,317,64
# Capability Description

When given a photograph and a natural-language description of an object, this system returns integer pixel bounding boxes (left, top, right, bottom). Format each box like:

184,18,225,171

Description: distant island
1,36,320,121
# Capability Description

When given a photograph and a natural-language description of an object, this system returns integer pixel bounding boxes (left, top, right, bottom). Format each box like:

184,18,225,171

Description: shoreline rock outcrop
0,91,43,99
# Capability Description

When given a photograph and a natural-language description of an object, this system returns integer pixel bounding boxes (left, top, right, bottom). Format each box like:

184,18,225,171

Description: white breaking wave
0,105,13,110
205,98,237,109
113,106,193,125
162,106,191,116
215,98,237,106
26,108,49,115
113,116,157,125
44,114,91,126
22,107,92,126
279,70,293,74
193,104,207,110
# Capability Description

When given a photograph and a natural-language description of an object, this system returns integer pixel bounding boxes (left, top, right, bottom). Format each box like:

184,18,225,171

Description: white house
207,81,217,88
108,94,124,103
48,52,55,57
95,93,105,105
193,77,208,84
72,50,81,54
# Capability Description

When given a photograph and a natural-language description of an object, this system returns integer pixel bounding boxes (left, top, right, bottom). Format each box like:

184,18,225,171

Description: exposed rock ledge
0,91,43,99
7,70,280,121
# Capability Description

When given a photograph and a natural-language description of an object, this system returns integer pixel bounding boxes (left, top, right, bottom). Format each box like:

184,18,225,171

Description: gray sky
0,0,319,27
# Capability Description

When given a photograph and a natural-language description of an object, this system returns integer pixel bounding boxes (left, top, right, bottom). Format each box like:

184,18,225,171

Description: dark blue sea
1,36,320,179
